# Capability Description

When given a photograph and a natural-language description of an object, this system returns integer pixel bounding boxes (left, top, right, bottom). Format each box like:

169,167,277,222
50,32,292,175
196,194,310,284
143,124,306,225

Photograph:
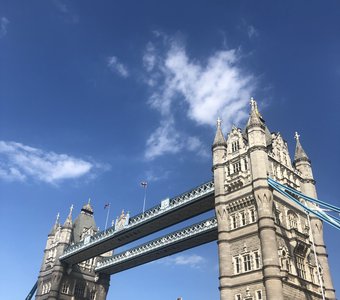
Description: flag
140,181,147,188
104,203,110,209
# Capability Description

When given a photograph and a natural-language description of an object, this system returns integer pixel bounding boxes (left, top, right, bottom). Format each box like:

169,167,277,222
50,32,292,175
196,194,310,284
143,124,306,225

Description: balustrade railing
96,217,217,272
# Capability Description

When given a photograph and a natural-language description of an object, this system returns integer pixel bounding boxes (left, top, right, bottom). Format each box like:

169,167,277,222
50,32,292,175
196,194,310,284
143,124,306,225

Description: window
250,208,256,223
61,282,69,294
230,214,237,230
244,158,248,170
75,281,86,297
309,266,315,283
232,141,240,152
42,281,51,294
280,249,291,272
240,211,246,226
235,294,242,300
256,290,263,300
233,161,241,173
227,165,230,176
234,257,241,274
288,211,298,230
254,251,261,269
90,290,96,300
243,254,251,272
296,256,306,279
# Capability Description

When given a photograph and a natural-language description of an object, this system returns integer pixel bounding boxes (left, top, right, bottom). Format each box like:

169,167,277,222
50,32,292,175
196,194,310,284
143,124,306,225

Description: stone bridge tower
35,202,111,300
212,99,336,300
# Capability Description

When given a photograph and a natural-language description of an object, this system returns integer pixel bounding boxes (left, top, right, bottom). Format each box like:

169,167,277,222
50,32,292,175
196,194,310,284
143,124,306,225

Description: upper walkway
95,217,218,274
60,181,215,264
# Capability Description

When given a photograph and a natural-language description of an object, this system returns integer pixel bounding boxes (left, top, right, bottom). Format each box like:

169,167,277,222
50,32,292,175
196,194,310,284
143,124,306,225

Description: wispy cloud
0,17,9,38
145,167,171,182
247,25,259,39
143,34,256,159
0,141,107,184
157,254,205,269
52,0,79,24
107,56,129,78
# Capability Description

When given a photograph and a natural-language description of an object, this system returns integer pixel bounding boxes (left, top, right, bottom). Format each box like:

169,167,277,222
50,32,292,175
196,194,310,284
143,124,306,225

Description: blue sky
1,1,340,299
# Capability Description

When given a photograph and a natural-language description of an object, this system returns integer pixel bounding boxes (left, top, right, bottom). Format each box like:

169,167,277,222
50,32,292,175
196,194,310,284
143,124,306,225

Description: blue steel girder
95,217,218,275
60,181,215,265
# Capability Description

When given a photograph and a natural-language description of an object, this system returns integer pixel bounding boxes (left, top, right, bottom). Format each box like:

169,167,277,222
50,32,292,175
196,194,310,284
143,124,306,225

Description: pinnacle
213,117,227,147
294,132,309,162
246,97,263,128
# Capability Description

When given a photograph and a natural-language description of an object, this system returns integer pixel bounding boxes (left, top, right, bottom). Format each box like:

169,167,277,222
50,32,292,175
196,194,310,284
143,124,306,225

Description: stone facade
36,202,111,300
212,99,336,300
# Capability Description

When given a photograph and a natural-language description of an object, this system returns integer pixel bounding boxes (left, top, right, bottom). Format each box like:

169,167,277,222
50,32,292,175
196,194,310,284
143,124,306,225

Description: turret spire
55,212,60,225
81,199,94,215
247,97,263,128
213,117,227,147
49,212,60,235
294,131,309,162
63,204,73,228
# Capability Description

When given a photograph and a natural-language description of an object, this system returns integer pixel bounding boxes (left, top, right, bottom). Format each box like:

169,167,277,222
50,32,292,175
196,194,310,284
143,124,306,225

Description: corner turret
293,132,313,181
212,118,227,196
213,117,227,148
294,132,310,163
63,205,73,229
49,213,60,236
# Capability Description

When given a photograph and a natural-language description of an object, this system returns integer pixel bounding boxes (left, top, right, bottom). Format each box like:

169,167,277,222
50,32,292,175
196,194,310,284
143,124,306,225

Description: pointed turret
73,199,97,243
82,198,94,215
294,132,310,163
213,117,227,148
49,213,60,235
63,204,73,228
246,97,263,129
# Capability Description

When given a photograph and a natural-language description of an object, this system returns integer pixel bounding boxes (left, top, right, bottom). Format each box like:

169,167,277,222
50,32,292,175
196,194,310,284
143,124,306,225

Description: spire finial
56,212,60,224
88,198,91,205
69,204,74,215
217,117,222,127
294,131,300,141
250,97,256,111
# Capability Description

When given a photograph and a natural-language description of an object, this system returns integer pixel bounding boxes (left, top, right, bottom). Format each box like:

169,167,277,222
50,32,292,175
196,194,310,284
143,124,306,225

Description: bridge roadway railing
60,181,214,264
95,217,218,274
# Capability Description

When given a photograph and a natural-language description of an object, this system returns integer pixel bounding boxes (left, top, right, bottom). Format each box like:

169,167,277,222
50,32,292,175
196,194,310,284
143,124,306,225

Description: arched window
279,247,291,272
287,210,298,230
230,214,237,230
232,140,240,152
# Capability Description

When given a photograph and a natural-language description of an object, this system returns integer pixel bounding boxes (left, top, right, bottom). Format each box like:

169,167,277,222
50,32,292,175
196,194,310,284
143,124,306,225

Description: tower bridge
32,99,337,300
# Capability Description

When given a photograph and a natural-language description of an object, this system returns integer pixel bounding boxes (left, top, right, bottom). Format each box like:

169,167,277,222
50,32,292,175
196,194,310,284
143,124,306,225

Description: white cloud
145,118,182,159
143,36,256,159
0,17,9,38
247,25,259,39
145,118,208,160
0,141,105,184
158,254,205,268
107,56,129,78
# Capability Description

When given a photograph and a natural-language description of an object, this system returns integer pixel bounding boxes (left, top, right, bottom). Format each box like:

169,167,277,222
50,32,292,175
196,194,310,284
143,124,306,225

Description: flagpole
143,184,147,214
105,203,111,230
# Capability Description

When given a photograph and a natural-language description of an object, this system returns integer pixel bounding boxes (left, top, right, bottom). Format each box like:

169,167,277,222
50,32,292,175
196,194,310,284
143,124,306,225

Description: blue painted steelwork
25,281,37,300
268,177,340,230
60,180,214,261
95,217,218,274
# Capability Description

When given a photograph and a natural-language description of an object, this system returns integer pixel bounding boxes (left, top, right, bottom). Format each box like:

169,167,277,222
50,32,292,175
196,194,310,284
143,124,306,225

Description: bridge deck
60,181,214,265
95,217,218,274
